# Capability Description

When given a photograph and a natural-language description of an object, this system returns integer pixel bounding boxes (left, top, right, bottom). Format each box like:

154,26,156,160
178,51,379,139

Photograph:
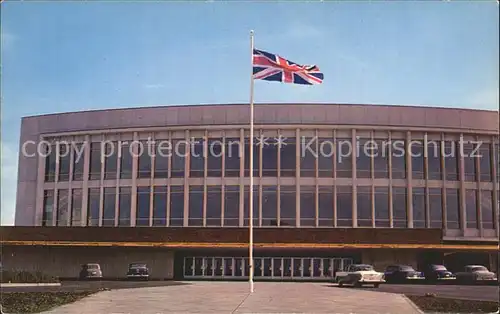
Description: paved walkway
45,282,422,314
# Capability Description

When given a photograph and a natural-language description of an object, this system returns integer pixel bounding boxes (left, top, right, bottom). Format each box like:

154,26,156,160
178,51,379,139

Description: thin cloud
144,83,164,89
470,88,499,109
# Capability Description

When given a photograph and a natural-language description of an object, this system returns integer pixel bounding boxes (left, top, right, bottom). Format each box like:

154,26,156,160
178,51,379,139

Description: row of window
42,186,498,230
45,139,498,182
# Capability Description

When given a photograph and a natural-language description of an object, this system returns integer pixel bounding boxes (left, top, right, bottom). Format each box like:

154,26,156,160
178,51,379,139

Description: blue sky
1,1,498,225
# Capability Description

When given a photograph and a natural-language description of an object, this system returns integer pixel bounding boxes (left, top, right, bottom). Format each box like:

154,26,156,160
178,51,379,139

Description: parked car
334,264,385,288
455,265,497,283
126,263,149,280
79,263,103,280
423,264,454,282
383,265,425,283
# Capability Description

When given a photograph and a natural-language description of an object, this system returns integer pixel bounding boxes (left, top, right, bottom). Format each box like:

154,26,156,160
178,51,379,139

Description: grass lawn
406,295,499,313
1,291,96,313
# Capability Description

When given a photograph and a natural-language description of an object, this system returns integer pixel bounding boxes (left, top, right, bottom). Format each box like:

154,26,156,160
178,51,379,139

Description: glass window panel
87,188,100,226
103,187,116,226
118,187,131,226
170,186,184,226
337,186,352,227
373,140,390,179
225,138,241,177
72,143,85,181
479,144,492,181
189,137,204,178
300,186,316,227
244,138,259,177
153,186,167,226
58,144,70,181
318,186,333,226
207,138,223,177
463,143,477,182
356,139,372,179
427,140,442,180
392,140,406,179
136,186,151,226
465,189,478,229
42,190,54,226
224,186,239,226
120,141,133,179
262,186,278,226
280,186,296,226
318,137,334,178
445,188,460,229
429,188,443,228
71,189,82,226
44,144,57,182
357,186,372,227
393,187,407,228
410,141,425,180
154,139,170,179
336,138,352,178
262,138,278,177
412,187,426,228
443,142,459,181
243,186,259,226
374,187,390,227
189,186,203,226
480,191,494,229
206,186,222,226
137,140,152,178
89,143,102,180
301,137,316,178
56,189,69,226
281,137,296,177
104,142,118,180
171,140,186,178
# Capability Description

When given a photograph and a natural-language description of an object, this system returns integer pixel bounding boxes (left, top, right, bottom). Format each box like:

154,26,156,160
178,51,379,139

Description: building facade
6,103,499,280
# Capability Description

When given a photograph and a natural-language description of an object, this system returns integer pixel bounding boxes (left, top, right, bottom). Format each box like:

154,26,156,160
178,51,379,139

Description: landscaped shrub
0,270,59,283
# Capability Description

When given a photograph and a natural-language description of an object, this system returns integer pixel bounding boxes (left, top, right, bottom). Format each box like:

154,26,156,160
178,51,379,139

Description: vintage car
334,264,385,288
126,263,150,280
422,264,455,282
383,265,425,283
79,263,103,280
455,265,497,283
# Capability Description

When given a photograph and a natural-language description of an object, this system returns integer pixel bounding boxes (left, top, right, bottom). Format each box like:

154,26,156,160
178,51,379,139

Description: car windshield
352,265,373,271
130,264,146,268
87,264,99,269
470,266,488,272
432,265,447,271
400,266,415,271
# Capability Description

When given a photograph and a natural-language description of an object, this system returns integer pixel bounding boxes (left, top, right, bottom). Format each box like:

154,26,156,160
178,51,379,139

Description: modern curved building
3,103,499,280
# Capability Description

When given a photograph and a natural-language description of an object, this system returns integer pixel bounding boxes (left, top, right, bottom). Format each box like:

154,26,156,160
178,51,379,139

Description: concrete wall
1,246,175,280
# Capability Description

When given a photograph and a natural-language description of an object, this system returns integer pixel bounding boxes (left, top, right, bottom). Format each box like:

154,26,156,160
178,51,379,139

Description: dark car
126,263,149,280
423,264,455,282
384,265,424,283
79,263,103,280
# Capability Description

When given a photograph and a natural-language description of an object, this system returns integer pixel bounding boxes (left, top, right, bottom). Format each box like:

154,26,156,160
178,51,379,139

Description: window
410,140,425,180
171,140,186,178
189,186,203,226
300,186,315,227
318,137,334,178
479,144,492,181
463,142,478,181
373,140,389,178
89,143,102,180
280,186,296,226
170,186,184,226
56,190,69,226
225,138,241,177
357,186,372,227
427,140,441,180
300,137,316,177
58,144,70,181
44,144,57,182
446,188,460,229
318,186,333,226
412,187,426,228
262,138,278,177
243,186,259,226
262,186,278,226
444,142,459,181
280,136,296,177
336,139,352,178
118,187,131,226
104,142,118,180
206,186,222,226
480,191,494,229
72,143,85,181
207,138,223,177
356,139,372,179
136,187,150,226
392,187,407,228
465,189,478,229
392,140,406,179
224,186,239,226
337,186,352,227
189,137,204,178
429,188,443,228
137,140,152,178
42,190,54,226
71,189,82,226
153,186,167,226
244,137,259,177
154,140,169,178
374,187,390,227
102,187,116,226
87,188,100,226
120,141,133,179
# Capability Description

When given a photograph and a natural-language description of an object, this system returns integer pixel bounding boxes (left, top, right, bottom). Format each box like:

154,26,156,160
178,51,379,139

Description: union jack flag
252,49,324,85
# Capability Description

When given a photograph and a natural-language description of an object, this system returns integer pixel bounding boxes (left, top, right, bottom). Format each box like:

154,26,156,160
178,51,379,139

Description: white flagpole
248,29,255,293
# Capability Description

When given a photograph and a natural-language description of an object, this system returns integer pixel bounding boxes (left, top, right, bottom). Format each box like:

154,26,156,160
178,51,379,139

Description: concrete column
183,130,190,227
424,133,430,228
239,129,244,227
458,134,467,234
67,140,74,226
258,129,263,227
491,138,499,237
296,128,301,227
166,132,172,227
277,129,282,226
81,135,91,225
441,134,447,230
130,132,139,227
370,131,375,227
203,130,208,227
149,133,155,227
314,129,319,227
351,129,357,228
333,130,337,227
99,136,105,227
388,132,394,228
406,131,413,228
115,137,121,227
35,135,46,226
475,137,482,235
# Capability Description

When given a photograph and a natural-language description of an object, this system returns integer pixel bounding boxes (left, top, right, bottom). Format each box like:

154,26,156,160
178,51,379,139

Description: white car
455,265,497,283
334,264,385,288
